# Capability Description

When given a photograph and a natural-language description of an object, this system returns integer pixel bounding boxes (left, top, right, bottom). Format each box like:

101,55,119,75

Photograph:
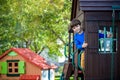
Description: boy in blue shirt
70,19,88,70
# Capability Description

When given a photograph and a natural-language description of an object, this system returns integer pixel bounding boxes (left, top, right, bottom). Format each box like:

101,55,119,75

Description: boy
70,19,88,70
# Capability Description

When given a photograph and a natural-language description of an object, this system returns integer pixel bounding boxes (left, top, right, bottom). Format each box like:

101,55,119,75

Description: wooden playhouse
0,48,57,80
61,0,120,80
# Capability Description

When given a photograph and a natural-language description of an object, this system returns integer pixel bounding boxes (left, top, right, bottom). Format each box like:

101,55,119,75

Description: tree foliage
0,0,71,56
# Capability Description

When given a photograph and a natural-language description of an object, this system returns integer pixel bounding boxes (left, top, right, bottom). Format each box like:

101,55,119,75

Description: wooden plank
85,21,99,51
117,21,120,78
85,12,112,21
79,0,120,11
85,54,100,79
80,7,112,11
80,1,120,7
71,0,77,20
85,53,117,80
85,11,120,21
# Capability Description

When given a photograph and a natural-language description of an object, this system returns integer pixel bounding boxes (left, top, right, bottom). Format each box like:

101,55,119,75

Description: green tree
0,0,72,56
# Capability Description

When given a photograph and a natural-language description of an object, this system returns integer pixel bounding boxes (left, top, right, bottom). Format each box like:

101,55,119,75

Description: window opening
99,26,117,53
8,61,19,74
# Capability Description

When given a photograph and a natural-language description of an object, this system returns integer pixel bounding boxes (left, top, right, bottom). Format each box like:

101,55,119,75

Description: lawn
55,75,75,80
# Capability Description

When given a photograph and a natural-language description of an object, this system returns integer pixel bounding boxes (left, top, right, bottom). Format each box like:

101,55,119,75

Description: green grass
55,75,74,80
55,76,82,80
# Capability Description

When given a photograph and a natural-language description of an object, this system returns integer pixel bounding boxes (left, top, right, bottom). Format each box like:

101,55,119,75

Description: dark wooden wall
117,18,120,79
84,11,120,80
70,0,120,79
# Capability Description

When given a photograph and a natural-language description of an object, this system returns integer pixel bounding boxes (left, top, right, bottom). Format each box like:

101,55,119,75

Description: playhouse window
15,63,18,66
9,68,12,72
8,62,18,73
9,63,12,67
15,69,18,72
98,26,117,53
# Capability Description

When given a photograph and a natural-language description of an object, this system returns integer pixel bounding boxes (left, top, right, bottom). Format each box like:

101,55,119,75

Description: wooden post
74,52,78,80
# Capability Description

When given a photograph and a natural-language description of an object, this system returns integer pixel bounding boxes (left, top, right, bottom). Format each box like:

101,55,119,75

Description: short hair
70,19,81,28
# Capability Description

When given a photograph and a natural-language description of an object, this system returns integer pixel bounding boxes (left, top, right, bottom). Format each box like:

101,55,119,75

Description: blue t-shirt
74,32,84,50
74,32,105,50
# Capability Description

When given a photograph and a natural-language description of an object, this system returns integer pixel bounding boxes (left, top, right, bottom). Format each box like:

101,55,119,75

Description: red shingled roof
0,48,57,69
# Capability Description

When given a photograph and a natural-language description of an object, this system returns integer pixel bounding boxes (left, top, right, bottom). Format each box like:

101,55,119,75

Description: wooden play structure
61,0,120,80
0,48,57,80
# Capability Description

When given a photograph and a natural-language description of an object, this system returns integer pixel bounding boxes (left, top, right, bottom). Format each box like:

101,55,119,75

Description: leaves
0,0,71,56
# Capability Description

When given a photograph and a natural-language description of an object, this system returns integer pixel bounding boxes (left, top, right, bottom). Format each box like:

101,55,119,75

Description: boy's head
70,19,83,33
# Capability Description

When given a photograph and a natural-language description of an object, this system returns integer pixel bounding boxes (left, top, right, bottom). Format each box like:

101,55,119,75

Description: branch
47,26,66,45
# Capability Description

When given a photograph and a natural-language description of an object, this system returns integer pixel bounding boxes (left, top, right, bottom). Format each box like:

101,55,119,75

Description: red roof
19,75,40,80
0,48,57,69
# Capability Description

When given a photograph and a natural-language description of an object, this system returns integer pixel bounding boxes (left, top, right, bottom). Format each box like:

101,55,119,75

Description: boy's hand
82,43,88,48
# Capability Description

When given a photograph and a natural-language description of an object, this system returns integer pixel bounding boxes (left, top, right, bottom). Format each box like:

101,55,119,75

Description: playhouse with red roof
0,48,57,80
